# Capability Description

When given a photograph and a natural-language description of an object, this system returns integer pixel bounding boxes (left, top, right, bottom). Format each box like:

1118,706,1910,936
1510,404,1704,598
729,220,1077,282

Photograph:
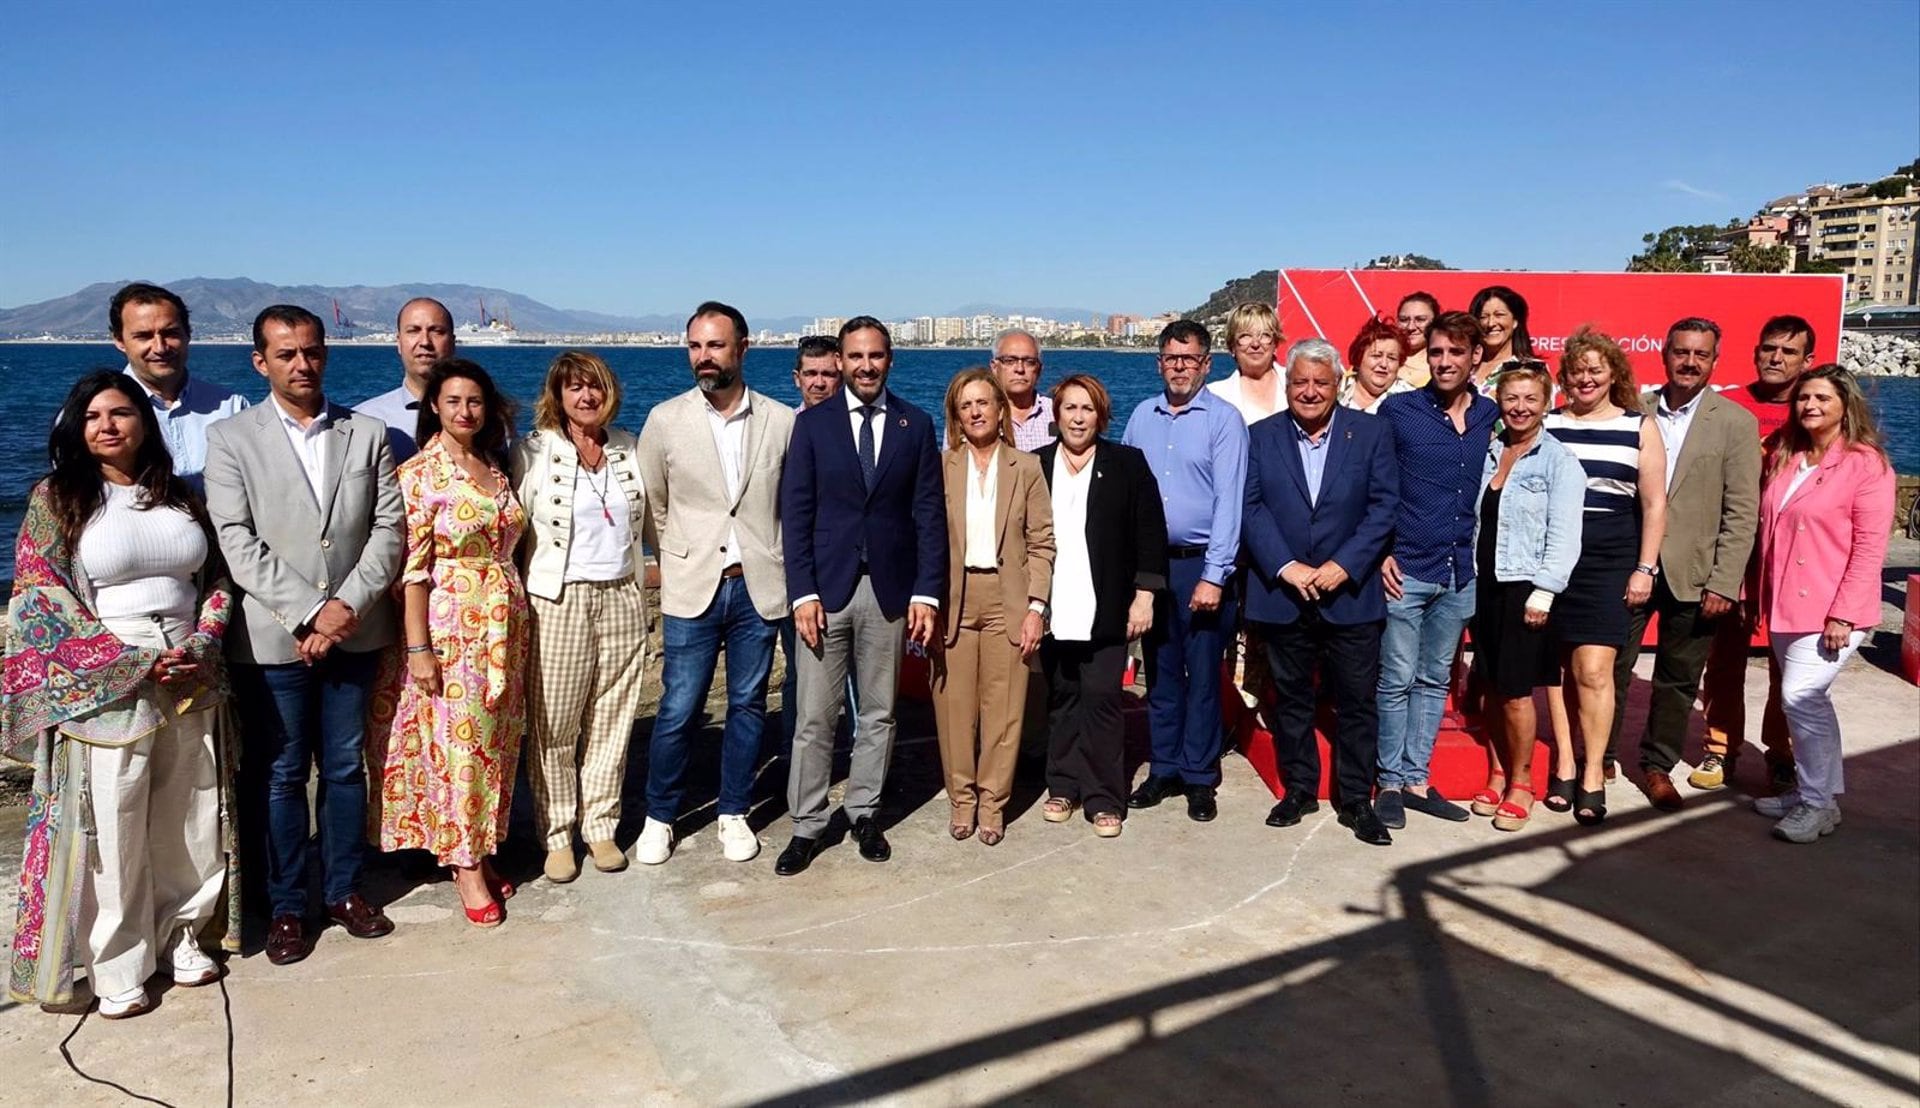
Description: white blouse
963,455,999,570
1047,450,1098,641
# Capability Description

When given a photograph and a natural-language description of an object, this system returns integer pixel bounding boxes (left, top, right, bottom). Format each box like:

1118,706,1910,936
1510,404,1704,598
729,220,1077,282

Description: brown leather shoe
325,893,395,939
1643,771,1685,812
265,914,309,965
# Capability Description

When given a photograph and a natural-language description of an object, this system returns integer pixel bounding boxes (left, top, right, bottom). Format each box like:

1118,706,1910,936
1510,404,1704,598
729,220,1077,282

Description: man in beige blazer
203,305,405,965
633,301,795,864
1609,317,1760,812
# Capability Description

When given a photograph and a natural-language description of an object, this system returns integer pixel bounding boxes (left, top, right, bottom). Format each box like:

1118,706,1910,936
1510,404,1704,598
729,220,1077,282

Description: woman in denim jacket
1468,365,1585,831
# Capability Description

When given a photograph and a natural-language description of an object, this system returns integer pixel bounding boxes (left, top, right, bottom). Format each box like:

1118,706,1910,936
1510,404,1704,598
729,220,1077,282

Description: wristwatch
1634,563,1658,577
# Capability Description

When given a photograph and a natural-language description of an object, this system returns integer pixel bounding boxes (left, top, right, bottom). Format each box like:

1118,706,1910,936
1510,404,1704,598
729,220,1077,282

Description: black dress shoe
774,835,820,876
1128,775,1184,810
852,816,891,862
1338,799,1393,846
1265,790,1320,828
265,914,309,965
1186,785,1217,822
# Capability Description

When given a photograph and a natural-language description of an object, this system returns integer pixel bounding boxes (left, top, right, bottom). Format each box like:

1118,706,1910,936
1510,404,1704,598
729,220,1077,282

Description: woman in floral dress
368,359,529,926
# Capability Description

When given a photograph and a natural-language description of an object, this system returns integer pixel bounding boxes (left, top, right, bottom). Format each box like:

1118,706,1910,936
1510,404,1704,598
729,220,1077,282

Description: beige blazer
1640,388,1761,602
635,387,795,622
511,427,652,612
202,401,405,664
940,444,1055,647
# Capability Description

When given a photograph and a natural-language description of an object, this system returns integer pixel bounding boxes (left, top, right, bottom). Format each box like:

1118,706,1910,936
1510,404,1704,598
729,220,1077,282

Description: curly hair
1558,326,1639,411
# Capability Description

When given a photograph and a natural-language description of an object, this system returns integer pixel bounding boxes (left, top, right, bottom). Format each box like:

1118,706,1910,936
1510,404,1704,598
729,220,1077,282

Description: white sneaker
1753,791,1802,819
97,986,151,1019
165,927,220,986
717,814,760,862
1772,802,1842,844
635,818,675,865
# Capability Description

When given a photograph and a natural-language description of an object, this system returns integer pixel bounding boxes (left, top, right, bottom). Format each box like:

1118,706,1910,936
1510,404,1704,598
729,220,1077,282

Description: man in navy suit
1242,339,1400,845
775,317,947,874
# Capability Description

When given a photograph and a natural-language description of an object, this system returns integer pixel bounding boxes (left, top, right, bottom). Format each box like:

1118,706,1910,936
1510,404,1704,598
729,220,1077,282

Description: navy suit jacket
1242,407,1400,626
780,389,948,620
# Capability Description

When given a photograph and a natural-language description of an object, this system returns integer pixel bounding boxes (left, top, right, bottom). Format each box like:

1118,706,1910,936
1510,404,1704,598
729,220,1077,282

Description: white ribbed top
75,482,207,624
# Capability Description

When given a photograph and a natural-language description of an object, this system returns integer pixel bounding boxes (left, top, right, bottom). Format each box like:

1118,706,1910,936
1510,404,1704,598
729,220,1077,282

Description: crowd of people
1,281,1897,1020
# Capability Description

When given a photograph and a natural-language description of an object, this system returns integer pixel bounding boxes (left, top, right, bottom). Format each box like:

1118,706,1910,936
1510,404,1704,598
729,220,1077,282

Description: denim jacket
1475,432,1585,595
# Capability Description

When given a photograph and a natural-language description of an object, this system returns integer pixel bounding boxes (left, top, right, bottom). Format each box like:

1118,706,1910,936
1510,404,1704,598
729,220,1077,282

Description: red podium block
1903,574,1920,686
1224,667,1552,801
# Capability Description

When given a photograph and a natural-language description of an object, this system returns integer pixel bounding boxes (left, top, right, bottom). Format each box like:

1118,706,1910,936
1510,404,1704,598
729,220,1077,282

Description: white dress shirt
269,393,332,505
706,389,753,571
1653,387,1703,491
1205,370,1283,425
963,453,999,570
1047,449,1097,641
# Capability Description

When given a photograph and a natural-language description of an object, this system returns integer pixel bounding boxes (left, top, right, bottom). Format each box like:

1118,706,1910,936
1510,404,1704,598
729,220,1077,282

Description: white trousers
79,615,224,998
1770,628,1868,811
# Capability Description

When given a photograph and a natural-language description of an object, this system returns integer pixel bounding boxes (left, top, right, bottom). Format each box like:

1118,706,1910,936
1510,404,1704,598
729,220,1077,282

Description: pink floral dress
368,436,530,867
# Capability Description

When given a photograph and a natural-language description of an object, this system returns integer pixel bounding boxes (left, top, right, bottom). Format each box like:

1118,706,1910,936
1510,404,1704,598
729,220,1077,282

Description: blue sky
3,0,1914,321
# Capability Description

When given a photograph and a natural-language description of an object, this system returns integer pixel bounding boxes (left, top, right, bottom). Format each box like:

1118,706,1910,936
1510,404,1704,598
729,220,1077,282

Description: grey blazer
635,387,795,621
203,400,406,664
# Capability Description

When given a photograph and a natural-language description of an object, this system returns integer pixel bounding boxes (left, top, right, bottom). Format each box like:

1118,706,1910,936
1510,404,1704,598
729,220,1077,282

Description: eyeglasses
1233,333,1276,349
1159,354,1207,369
991,355,1041,370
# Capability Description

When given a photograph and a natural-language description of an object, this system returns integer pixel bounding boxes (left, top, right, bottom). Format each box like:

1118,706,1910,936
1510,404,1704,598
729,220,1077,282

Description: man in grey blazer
1609,317,1760,812
634,301,795,865
203,305,406,965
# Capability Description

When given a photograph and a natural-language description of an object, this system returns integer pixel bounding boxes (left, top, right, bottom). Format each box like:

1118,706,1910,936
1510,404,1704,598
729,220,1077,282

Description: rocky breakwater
1842,330,1920,377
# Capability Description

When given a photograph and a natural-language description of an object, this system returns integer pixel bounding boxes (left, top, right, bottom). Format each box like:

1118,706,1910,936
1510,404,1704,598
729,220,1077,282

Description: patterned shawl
4,479,238,1003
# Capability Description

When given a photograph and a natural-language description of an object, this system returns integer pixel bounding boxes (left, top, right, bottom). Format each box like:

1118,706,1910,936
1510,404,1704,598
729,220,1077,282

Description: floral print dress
369,436,530,867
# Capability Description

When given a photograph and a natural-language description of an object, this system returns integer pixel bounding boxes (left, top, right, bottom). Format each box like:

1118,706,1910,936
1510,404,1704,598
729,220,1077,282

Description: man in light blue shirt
353,297,456,463
1121,319,1247,822
110,282,248,493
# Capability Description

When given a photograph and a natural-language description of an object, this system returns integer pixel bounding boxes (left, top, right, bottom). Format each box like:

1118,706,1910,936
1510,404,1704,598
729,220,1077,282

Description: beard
695,360,737,393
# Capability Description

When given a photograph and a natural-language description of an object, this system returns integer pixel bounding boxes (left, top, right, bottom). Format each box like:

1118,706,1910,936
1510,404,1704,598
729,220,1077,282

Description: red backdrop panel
1274,269,1845,387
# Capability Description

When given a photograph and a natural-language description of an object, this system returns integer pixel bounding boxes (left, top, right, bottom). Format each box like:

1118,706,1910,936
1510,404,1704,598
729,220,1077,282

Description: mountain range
0,279,820,339
0,280,1116,339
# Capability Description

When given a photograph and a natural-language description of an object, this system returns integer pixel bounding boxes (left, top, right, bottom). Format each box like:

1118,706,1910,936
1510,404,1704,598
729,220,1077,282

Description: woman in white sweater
5,372,236,1018
510,352,652,883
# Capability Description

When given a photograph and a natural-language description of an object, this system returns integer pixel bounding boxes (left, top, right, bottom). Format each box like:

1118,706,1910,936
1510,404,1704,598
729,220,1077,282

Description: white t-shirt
1047,450,1098,641
564,465,634,582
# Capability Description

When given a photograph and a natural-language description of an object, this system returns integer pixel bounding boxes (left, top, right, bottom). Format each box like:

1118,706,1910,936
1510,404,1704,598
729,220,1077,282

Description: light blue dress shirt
1293,409,1334,507
129,367,249,493
352,383,424,463
1121,387,1247,586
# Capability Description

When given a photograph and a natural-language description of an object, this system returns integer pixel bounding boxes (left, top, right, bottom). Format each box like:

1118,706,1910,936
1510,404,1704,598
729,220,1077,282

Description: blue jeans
233,649,378,917
1144,554,1238,787
778,617,858,757
1375,575,1475,790
647,576,778,821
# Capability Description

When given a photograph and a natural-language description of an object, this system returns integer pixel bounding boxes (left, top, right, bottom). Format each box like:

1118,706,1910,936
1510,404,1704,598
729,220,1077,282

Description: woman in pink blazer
1752,366,1895,844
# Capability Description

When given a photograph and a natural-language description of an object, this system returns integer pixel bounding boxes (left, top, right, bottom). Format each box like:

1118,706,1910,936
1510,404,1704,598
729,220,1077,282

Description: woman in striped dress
1543,328,1667,825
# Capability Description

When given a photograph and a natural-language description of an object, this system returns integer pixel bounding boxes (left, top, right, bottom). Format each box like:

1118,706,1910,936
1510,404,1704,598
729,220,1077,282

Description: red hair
1346,314,1407,369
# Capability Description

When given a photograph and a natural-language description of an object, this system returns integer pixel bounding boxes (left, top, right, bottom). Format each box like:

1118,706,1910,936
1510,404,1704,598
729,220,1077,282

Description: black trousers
1258,612,1383,806
1041,637,1131,819
1609,575,1718,773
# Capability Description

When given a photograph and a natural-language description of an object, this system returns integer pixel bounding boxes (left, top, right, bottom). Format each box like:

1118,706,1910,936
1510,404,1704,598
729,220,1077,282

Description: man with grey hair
1243,338,1399,842
991,328,1055,451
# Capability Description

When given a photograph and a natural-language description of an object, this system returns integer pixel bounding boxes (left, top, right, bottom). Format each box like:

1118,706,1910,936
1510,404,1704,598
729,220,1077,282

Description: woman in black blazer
1034,375,1168,837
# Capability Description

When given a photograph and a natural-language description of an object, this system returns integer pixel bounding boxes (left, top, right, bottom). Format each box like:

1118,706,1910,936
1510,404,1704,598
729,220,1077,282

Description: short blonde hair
1494,363,1553,403
943,367,1013,450
534,350,623,431
1225,302,1282,349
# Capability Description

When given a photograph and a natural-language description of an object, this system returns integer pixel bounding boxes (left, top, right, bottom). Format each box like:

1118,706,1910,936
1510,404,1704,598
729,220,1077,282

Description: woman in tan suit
931,368,1054,845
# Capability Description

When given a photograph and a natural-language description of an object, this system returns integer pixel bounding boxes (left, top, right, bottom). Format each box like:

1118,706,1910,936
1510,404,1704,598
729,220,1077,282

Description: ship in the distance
457,297,541,344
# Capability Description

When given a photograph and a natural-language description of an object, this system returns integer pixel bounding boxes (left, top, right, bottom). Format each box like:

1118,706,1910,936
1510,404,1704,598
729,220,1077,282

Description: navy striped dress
1544,409,1644,647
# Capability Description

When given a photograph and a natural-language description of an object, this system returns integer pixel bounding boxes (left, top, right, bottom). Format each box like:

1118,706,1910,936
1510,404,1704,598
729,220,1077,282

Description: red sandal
463,898,504,928
1470,776,1507,817
1492,786,1535,832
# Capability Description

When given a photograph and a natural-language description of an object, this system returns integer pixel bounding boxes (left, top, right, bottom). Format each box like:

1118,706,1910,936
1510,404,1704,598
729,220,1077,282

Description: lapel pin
897,417,908,428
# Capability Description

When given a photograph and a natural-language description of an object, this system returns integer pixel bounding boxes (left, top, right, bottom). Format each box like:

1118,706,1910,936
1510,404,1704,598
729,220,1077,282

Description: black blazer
1034,439,1169,643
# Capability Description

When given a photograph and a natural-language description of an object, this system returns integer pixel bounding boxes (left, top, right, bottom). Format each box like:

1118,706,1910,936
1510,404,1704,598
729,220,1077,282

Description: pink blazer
1758,442,1895,634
